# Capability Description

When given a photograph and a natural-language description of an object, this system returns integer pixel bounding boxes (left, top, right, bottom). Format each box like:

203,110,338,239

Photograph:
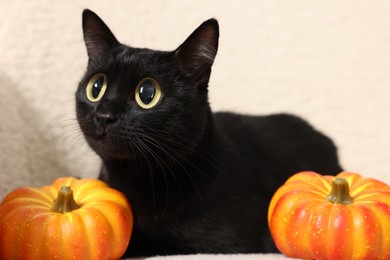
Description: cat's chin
87,136,136,160
96,147,136,160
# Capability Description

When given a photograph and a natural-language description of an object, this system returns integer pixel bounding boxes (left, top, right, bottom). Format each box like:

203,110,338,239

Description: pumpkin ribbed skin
0,177,133,260
268,171,390,260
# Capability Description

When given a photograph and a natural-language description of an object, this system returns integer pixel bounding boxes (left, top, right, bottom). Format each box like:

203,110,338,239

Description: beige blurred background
1,0,389,199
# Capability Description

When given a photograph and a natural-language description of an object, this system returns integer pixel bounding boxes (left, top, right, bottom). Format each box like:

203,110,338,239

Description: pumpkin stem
51,186,81,213
326,178,353,205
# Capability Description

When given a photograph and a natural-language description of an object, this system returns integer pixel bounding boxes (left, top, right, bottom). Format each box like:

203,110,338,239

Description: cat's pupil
139,80,156,104
92,76,104,98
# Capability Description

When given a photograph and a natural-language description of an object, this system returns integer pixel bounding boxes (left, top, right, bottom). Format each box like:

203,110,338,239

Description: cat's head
76,10,219,160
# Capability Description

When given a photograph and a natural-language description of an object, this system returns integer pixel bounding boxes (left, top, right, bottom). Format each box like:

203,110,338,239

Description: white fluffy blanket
132,254,292,260
1,1,389,259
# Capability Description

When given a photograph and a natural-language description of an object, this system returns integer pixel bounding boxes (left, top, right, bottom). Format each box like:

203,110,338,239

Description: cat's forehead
107,46,171,74
87,46,170,78
113,46,168,64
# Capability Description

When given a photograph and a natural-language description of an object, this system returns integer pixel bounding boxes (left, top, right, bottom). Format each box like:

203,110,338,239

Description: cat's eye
135,78,162,109
86,73,108,102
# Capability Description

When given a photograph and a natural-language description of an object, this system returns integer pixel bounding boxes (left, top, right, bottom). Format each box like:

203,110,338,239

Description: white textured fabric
131,254,293,260
1,1,390,259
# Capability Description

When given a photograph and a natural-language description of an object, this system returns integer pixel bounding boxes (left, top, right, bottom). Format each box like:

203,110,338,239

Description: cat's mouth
96,127,107,138
96,125,111,138
86,128,136,159
89,136,134,159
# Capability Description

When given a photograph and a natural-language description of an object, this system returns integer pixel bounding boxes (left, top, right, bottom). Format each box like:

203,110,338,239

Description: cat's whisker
53,117,100,174
135,127,216,194
131,135,157,208
146,127,239,186
137,133,186,205
56,125,85,151
143,128,223,184
116,128,196,214
134,134,171,217
134,131,205,214
146,126,224,170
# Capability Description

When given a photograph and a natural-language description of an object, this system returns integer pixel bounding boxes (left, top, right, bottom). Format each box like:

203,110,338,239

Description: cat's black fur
76,10,342,257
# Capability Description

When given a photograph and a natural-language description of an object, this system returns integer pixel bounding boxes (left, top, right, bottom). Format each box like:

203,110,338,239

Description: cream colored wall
1,0,389,199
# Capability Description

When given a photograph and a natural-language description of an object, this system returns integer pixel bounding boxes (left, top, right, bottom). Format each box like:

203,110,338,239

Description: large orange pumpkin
0,177,133,260
268,171,390,260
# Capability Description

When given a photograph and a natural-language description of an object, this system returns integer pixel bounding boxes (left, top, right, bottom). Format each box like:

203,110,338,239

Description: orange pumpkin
0,177,133,260
268,171,390,260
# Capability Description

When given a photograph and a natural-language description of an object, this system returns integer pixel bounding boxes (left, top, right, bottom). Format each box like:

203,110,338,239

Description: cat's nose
94,112,117,128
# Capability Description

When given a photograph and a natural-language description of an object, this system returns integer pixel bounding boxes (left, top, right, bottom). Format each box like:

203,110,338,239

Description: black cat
76,9,342,257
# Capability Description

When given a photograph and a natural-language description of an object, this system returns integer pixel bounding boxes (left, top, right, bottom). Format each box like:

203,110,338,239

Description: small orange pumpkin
268,171,390,260
0,177,133,260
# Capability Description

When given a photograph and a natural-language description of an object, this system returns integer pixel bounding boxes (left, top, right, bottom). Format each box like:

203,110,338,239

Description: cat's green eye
135,78,162,109
86,73,108,102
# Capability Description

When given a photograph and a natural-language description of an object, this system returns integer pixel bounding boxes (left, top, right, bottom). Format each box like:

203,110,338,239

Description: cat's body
76,10,342,257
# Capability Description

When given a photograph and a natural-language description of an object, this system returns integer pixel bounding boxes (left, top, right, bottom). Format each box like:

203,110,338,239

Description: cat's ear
174,19,219,86
82,9,119,60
